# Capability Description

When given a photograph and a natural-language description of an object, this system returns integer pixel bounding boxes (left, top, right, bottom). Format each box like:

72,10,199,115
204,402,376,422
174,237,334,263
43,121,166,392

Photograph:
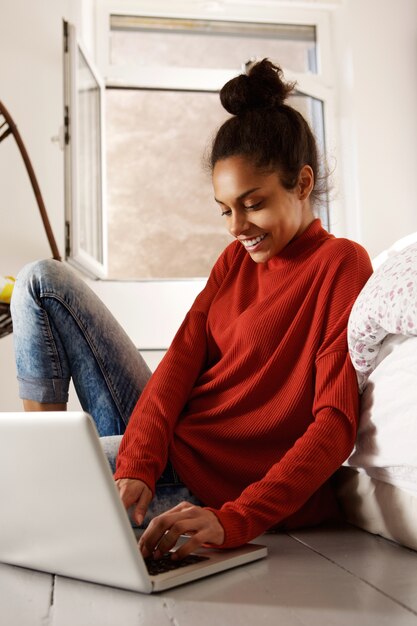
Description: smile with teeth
240,233,267,249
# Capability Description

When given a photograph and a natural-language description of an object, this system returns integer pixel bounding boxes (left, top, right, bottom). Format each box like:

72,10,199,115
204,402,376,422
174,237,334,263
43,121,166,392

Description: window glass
110,16,317,73
106,88,230,279
64,21,107,278
292,92,329,229
77,49,104,263
106,88,327,280
105,15,324,280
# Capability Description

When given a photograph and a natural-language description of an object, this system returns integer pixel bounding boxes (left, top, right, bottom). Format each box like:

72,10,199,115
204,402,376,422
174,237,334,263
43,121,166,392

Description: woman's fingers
171,532,208,561
139,502,197,557
115,478,152,524
133,485,153,525
139,503,224,560
151,530,180,559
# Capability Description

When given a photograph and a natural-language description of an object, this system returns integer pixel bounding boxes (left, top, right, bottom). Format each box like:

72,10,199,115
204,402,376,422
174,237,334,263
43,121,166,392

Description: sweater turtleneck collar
265,218,331,269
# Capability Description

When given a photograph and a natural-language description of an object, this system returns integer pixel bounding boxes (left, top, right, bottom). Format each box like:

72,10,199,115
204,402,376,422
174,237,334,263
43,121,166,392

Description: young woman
11,60,372,560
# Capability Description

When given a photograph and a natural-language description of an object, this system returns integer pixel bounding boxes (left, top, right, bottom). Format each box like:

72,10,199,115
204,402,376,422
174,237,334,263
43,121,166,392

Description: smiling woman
212,158,315,262
11,59,372,563
111,60,373,555
210,60,322,263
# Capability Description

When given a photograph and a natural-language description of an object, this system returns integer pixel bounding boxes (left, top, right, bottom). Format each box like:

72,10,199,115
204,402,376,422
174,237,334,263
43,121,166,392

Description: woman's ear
297,165,314,200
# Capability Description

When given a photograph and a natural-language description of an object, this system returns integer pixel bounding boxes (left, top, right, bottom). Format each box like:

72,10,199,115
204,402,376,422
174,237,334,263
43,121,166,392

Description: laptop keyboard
145,553,209,576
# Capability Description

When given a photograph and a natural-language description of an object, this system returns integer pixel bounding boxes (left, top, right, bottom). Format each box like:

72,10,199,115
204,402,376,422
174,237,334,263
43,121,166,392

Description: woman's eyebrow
214,187,262,205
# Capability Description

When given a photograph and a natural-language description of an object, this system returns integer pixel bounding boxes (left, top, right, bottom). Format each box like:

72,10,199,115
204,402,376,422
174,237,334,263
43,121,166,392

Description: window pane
110,16,316,73
77,49,103,263
292,92,329,230
106,88,328,280
106,89,231,280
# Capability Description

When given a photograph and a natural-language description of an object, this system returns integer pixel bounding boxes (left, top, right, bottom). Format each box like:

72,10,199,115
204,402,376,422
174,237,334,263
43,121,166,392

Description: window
106,88,230,279
65,2,335,280
109,16,317,73
64,21,107,278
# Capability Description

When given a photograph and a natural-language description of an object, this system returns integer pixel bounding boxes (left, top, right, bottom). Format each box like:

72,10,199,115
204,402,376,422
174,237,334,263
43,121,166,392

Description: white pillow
372,231,417,270
347,335,417,492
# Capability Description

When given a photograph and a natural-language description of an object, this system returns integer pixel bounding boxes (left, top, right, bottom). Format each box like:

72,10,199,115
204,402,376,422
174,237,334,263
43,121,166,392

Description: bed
336,233,417,551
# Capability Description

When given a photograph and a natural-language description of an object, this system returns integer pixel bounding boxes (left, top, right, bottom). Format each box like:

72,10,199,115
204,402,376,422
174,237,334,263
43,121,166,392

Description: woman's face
212,155,315,263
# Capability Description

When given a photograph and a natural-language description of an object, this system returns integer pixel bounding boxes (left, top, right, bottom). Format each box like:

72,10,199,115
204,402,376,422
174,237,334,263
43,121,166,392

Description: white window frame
64,21,108,279
95,1,336,82
67,0,340,279
96,0,342,236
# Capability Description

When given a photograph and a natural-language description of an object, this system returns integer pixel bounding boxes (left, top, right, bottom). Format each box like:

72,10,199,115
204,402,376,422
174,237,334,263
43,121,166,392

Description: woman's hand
139,502,225,560
115,478,153,525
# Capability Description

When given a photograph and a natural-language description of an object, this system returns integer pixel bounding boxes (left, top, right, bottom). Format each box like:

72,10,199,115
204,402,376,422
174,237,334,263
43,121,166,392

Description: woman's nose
229,211,249,237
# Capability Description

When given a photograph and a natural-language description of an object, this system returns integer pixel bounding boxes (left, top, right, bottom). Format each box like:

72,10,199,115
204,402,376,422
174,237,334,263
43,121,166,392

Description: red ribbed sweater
115,220,372,548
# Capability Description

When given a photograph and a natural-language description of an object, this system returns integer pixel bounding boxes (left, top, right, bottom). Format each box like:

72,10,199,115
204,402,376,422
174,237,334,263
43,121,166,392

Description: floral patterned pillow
348,242,417,391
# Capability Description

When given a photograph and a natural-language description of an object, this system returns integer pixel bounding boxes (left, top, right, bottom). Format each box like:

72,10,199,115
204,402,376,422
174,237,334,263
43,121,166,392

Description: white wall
0,0,96,278
0,0,79,408
333,0,417,258
0,0,67,276
1,0,417,410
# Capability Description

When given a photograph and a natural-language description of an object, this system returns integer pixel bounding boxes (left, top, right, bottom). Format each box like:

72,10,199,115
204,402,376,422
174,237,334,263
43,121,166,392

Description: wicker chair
0,101,61,338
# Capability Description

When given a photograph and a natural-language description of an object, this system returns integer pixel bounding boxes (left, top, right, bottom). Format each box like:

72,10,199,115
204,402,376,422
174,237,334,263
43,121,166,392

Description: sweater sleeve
114,244,237,491
206,243,373,548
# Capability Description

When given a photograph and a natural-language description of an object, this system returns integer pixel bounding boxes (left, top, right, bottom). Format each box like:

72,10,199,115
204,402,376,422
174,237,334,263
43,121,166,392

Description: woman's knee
16,259,66,290
12,260,71,312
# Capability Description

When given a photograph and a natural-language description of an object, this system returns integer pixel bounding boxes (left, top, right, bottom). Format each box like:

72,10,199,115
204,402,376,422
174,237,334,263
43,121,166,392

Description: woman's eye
244,201,262,211
221,209,232,217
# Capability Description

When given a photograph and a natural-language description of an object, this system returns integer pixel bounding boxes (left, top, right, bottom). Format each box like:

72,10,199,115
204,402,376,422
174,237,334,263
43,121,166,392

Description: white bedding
346,235,417,492
336,467,417,552
340,332,417,549
340,235,417,549
346,334,417,496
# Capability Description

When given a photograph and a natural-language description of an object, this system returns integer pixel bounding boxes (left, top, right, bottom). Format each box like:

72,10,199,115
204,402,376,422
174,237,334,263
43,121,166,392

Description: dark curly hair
209,59,327,205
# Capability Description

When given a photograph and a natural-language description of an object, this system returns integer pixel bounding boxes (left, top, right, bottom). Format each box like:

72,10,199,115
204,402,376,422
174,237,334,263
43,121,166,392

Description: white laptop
0,411,267,593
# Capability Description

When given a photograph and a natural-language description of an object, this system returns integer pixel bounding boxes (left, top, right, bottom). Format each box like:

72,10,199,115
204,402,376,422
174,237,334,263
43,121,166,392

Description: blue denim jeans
11,259,200,519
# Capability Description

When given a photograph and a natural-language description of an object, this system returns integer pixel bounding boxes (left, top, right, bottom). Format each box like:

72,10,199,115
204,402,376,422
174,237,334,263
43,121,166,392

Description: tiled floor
2,524,417,626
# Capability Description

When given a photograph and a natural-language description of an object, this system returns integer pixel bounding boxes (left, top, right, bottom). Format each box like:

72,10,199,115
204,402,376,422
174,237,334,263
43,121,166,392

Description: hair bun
219,58,295,116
